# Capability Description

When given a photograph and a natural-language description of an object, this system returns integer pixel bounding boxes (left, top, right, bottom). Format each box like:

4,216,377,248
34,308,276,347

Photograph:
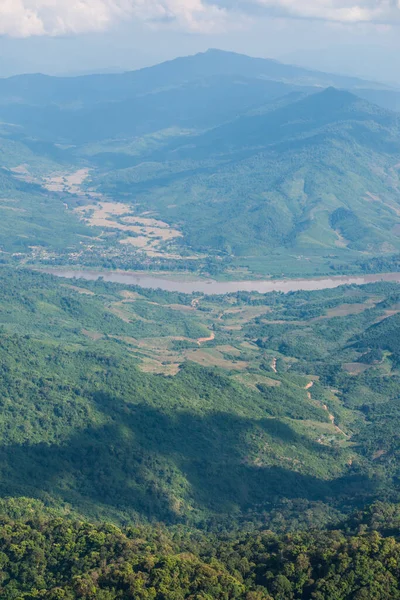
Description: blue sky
1,0,399,83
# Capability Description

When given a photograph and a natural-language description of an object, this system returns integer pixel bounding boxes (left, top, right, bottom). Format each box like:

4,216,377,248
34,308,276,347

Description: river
38,268,400,295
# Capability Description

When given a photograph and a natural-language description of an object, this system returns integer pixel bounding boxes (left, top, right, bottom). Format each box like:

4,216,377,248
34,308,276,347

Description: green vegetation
0,269,398,531
0,50,400,597
0,53,399,277
0,268,396,596
0,269,348,526
1,500,400,598
90,88,400,277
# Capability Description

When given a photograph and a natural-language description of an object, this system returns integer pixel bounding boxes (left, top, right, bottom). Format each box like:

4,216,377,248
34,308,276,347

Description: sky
0,0,400,84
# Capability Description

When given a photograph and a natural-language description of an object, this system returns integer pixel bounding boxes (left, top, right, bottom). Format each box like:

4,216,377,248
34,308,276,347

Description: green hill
93,88,400,273
0,54,399,277
0,268,398,527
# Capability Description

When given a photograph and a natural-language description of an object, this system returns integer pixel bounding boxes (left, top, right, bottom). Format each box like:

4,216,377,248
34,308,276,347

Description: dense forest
1,499,400,598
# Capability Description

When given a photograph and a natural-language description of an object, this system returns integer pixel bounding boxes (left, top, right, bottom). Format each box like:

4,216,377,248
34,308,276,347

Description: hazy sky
1,0,400,84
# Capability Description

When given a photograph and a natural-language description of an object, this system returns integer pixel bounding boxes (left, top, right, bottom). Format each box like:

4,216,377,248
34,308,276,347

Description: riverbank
37,267,400,295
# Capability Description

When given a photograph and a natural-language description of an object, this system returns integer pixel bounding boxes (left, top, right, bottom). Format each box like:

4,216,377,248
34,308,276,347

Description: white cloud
0,0,229,37
0,0,399,37
239,0,400,24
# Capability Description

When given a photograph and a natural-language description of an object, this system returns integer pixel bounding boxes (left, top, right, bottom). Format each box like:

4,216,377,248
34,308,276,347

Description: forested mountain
0,267,399,596
0,51,399,277
0,76,304,144
0,268,399,529
94,88,400,267
1,49,400,598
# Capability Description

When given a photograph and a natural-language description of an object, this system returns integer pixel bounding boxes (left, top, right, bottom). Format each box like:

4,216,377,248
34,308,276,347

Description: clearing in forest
75,201,183,257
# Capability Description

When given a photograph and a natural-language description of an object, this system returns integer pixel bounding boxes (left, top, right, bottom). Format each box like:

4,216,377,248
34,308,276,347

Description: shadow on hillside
0,393,377,524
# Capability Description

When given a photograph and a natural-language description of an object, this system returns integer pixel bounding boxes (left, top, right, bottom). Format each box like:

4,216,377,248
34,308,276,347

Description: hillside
0,268,398,527
0,75,304,144
93,88,400,274
0,266,399,598
0,53,399,277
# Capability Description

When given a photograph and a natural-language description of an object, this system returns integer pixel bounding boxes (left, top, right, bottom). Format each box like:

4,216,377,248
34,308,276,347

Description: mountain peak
310,85,388,116
312,86,360,105
202,48,279,63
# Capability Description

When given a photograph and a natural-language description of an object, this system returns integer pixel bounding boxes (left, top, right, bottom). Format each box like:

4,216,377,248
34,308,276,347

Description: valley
0,266,399,526
1,48,400,598
1,52,400,281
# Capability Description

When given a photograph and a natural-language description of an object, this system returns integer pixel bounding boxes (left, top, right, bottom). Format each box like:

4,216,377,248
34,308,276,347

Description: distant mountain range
0,49,399,145
0,48,394,104
1,49,400,276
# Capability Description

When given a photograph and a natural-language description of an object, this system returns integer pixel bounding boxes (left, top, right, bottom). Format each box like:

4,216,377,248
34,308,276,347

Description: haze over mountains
0,49,399,142
1,48,400,277
0,49,393,103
